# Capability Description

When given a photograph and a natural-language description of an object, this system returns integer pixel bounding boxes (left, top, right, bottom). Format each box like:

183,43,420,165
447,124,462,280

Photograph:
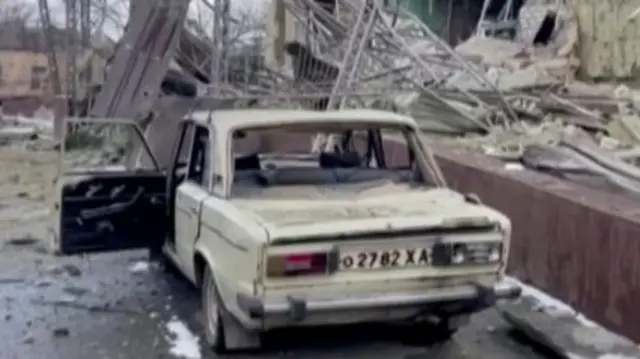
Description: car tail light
432,242,503,266
266,252,333,277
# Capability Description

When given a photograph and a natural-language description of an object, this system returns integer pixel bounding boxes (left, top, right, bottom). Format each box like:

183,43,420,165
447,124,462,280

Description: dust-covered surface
0,146,57,243
0,134,554,359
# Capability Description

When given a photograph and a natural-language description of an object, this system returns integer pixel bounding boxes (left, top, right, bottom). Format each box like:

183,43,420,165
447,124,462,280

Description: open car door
51,118,168,255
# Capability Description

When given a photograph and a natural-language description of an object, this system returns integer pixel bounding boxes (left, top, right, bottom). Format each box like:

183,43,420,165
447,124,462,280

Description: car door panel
172,123,213,270
175,181,210,269
56,172,167,255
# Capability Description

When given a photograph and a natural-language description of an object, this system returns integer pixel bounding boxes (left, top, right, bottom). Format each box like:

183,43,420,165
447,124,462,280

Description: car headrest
319,152,361,168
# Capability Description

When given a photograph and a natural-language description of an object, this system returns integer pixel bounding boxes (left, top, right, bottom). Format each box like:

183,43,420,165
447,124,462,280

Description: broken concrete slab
607,115,640,146
499,299,640,359
454,36,527,68
0,127,38,142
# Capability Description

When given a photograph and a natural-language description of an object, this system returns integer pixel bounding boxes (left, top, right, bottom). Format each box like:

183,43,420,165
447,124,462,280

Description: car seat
319,152,361,168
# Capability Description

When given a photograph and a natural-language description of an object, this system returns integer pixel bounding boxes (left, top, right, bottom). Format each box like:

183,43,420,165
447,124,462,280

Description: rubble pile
262,0,640,197
0,114,132,171
4,0,640,197
429,84,640,198
0,113,55,148
380,1,640,198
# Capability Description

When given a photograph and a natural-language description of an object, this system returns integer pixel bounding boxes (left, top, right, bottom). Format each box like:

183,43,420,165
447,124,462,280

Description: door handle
189,207,198,215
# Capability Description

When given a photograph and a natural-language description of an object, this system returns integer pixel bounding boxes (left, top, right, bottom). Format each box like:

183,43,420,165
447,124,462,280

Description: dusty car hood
232,186,509,241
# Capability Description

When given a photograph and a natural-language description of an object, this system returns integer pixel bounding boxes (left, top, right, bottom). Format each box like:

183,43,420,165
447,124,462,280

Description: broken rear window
230,123,432,196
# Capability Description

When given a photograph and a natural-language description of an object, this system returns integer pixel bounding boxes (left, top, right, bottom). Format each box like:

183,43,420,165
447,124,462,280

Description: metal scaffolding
52,0,527,167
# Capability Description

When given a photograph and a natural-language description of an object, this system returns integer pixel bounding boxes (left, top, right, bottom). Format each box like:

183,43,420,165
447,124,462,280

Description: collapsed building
86,0,640,199
4,0,640,198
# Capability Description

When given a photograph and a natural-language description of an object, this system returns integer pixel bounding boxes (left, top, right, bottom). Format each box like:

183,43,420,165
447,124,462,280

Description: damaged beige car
51,110,521,352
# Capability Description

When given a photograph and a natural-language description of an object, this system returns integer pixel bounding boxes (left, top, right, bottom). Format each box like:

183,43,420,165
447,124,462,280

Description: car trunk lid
233,187,506,242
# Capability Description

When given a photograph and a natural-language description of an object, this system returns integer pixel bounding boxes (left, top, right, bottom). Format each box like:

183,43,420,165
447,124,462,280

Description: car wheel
202,266,226,352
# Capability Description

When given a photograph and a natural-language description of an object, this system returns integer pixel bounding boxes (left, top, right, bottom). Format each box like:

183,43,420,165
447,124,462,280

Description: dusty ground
0,145,557,359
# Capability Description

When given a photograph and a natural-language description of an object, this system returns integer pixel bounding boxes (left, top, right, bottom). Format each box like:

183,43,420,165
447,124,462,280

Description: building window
30,66,47,90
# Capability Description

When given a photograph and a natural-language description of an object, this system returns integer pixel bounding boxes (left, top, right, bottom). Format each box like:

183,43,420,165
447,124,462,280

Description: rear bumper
237,280,521,321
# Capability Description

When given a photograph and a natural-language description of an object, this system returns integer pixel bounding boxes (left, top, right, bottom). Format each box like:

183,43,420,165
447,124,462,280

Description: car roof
188,109,417,134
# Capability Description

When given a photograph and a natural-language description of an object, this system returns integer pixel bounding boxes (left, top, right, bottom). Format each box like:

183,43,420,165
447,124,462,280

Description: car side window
177,123,195,165
347,129,412,169
186,125,211,189
348,130,378,168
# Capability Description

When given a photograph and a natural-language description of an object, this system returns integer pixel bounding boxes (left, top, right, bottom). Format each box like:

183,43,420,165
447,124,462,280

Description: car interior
58,172,168,254
232,150,421,189
57,122,168,254
231,127,425,189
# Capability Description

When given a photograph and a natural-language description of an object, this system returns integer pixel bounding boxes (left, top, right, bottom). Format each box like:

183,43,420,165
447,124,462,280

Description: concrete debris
61,264,83,277
4,0,619,202
382,1,640,199
51,327,70,338
3,0,640,200
22,333,35,344
500,299,640,359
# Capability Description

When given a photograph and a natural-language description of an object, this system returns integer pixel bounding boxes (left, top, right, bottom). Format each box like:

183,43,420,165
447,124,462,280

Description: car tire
201,266,226,353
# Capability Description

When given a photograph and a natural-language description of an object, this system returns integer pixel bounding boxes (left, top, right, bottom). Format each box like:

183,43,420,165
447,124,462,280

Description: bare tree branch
0,0,36,24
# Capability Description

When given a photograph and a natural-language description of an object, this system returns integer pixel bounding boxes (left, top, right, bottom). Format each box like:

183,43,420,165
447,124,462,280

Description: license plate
339,247,431,270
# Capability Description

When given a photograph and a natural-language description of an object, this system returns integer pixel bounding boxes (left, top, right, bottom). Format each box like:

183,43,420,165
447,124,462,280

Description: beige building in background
0,49,107,99
0,50,50,98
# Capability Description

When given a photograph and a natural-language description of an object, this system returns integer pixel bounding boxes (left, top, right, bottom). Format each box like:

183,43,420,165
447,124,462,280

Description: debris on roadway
500,299,640,359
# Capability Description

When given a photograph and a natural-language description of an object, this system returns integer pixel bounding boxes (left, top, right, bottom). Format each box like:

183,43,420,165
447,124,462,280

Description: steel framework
51,0,521,167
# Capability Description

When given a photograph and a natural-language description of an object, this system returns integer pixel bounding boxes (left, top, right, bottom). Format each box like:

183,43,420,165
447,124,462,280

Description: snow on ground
164,318,202,359
129,260,151,273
